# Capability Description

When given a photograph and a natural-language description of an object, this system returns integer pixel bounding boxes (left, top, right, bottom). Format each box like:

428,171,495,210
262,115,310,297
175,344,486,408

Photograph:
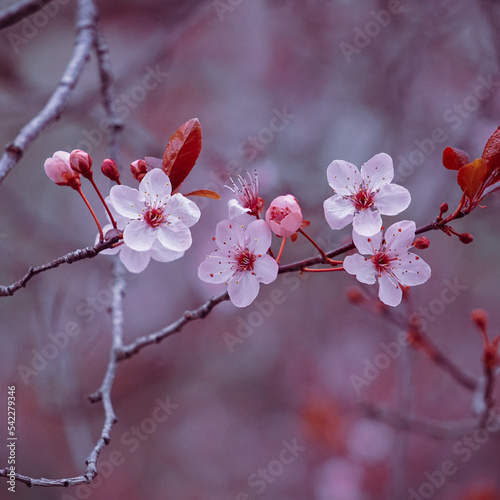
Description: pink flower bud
101,159,120,183
70,149,93,178
44,151,81,190
413,236,430,249
130,159,148,182
459,232,473,244
265,194,303,237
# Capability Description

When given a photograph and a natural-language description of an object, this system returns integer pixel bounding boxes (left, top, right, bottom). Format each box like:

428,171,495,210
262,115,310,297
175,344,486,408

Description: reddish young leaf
442,147,470,170
183,189,221,199
457,158,488,198
481,125,500,172
162,118,202,193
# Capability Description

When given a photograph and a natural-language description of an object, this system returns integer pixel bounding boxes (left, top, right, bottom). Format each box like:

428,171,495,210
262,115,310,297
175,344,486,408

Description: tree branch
0,0,53,30
0,0,98,185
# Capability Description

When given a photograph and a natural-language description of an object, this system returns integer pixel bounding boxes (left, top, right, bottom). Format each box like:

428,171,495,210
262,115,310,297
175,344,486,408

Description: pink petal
392,253,431,286
343,254,377,284
352,228,383,255
323,195,355,230
215,220,245,251
119,246,151,273
157,222,192,251
198,255,236,284
139,168,172,201
377,272,403,306
227,271,260,308
110,185,143,219
375,184,411,216
245,219,272,254
123,219,157,251
253,254,279,284
361,153,394,190
326,160,362,195
352,209,382,237
168,194,201,227
278,212,303,236
383,220,416,253
149,239,184,263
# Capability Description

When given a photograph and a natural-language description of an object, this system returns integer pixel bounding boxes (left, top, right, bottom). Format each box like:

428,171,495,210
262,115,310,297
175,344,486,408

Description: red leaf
442,147,470,170
481,125,500,167
457,159,488,198
183,189,221,199
162,118,202,193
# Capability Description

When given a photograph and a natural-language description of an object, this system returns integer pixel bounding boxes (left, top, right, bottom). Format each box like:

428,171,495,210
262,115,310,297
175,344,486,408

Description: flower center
269,206,291,223
228,172,264,216
351,186,374,211
371,251,396,273
236,249,256,272
144,206,165,227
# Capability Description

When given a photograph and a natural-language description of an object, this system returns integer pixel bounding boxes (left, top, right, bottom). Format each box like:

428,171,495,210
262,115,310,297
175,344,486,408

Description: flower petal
383,220,416,253
228,271,260,308
361,153,394,190
168,194,201,227
110,185,143,219
198,255,236,284
392,252,431,286
377,272,403,306
253,254,279,284
139,168,172,202
352,228,383,255
157,221,192,251
149,239,184,263
215,220,245,251
326,160,362,195
119,246,151,273
228,199,250,219
375,184,411,216
352,208,382,237
323,195,355,230
343,254,377,284
245,219,272,255
123,219,157,251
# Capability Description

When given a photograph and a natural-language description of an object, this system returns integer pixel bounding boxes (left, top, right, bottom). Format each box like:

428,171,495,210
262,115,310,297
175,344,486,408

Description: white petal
215,220,245,251
157,222,192,251
97,224,120,255
123,219,157,251
344,254,377,284
198,255,236,284
109,185,143,219
375,184,411,216
139,168,172,203
168,194,201,227
228,199,250,219
392,253,431,286
378,272,403,307
361,153,394,190
119,246,151,273
245,219,272,255
326,160,362,195
383,220,416,253
352,227,383,255
149,239,184,263
227,271,260,308
352,209,382,237
323,195,355,230
253,254,279,284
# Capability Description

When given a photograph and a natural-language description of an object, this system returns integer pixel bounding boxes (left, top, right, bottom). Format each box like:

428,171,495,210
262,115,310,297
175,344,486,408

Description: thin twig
0,236,119,297
0,0,98,185
0,0,53,30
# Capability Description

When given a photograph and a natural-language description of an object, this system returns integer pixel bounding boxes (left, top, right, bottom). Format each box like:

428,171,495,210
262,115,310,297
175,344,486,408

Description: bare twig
0,235,120,297
0,0,98,185
0,0,53,30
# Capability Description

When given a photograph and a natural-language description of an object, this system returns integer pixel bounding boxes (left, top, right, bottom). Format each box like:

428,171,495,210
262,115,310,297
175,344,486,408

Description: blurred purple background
1,0,500,499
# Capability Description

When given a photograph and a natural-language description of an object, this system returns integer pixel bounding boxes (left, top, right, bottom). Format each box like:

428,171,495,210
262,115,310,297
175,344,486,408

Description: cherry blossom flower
44,151,81,189
198,219,278,307
98,200,184,273
109,169,200,252
265,194,303,237
343,220,431,307
226,171,264,218
323,153,410,236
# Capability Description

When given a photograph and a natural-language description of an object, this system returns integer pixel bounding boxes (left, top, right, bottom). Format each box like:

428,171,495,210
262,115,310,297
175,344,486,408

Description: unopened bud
439,202,449,214
130,159,148,182
44,151,82,190
458,232,473,244
70,149,93,178
101,159,120,183
413,236,430,249
471,309,488,332
346,287,365,304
